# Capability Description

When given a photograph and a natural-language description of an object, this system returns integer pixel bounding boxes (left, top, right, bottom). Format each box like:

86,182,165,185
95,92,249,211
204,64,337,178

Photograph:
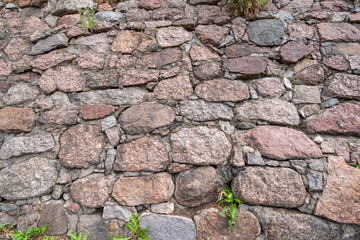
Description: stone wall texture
0,0,360,239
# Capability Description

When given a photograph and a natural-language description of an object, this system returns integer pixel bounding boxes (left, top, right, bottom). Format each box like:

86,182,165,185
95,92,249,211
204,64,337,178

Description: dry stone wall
0,0,360,239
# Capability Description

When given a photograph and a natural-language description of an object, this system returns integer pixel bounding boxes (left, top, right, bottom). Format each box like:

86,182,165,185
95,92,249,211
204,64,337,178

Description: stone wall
0,0,360,239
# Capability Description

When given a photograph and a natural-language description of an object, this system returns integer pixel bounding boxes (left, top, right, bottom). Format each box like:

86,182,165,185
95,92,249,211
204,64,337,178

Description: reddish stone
167,163,193,173
195,79,249,102
252,78,285,98
301,11,332,21
324,73,360,99
4,38,30,61
85,70,118,90
349,12,360,23
224,56,268,76
314,156,360,225
293,85,321,104
152,75,193,101
65,203,80,213
143,48,182,68
321,0,354,11
156,27,192,47
195,25,229,46
194,61,222,81
190,44,220,62
0,59,12,76
112,172,174,206
70,174,109,208
80,104,115,120
78,53,105,70
224,44,269,58
294,60,324,85
31,50,76,70
316,23,360,42
97,3,113,11
0,81,9,93
123,69,159,86
232,167,306,208
335,140,350,162
240,126,323,160
57,14,79,27
66,26,91,38
139,0,162,9
307,103,360,136
288,23,315,40
111,31,151,53
114,136,169,172
349,55,360,70
280,41,312,63
11,72,40,83
322,55,349,71
105,127,120,146
0,107,35,133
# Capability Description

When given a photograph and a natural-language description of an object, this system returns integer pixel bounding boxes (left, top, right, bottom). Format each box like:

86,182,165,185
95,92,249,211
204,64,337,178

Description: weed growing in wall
226,0,269,18
78,7,96,33
114,213,150,240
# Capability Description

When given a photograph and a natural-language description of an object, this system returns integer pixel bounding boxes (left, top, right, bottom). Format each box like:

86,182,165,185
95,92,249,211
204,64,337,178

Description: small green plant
11,225,47,240
0,222,15,236
217,186,243,232
113,213,150,240
68,232,88,240
356,163,360,169
78,7,96,33
226,0,269,18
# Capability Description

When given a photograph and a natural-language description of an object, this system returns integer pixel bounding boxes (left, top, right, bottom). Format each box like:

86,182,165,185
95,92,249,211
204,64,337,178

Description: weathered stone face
175,166,224,207
156,27,192,47
112,172,174,206
0,107,35,133
232,167,306,208
246,20,286,46
152,75,193,101
143,48,182,68
59,124,105,169
194,208,261,240
252,78,285,98
316,23,360,42
114,136,169,172
224,56,268,76
0,157,58,200
31,50,76,70
119,102,175,135
240,126,323,160
170,126,232,166
28,33,69,55
294,60,325,85
38,203,68,235
280,41,312,63
80,104,115,120
324,74,360,99
78,88,147,105
314,156,360,225
111,30,151,53
2,83,39,105
70,174,109,208
195,25,229,46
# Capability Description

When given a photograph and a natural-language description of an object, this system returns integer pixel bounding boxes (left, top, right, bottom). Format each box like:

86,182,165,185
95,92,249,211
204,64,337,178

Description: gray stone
150,202,174,214
179,100,234,122
246,153,265,166
75,33,109,53
28,33,69,55
105,149,116,175
308,159,326,171
307,171,323,191
2,83,39,105
101,116,117,131
95,11,124,22
246,20,286,46
0,157,57,200
52,185,63,200
53,0,97,16
0,203,18,213
140,213,196,240
322,98,339,108
0,213,16,225
5,3,17,9
78,88,147,105
102,202,135,221
38,203,68,235
78,215,108,240
0,133,55,160
297,194,317,214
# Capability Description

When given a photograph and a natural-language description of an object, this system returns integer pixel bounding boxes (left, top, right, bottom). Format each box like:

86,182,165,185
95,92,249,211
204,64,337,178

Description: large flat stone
140,214,196,240
179,100,234,121
78,88,147,105
235,99,300,126
0,107,35,133
324,73,360,99
31,50,76,70
232,167,306,208
114,136,169,172
119,102,175,135
175,166,224,207
195,25,229,46
246,20,286,46
156,27,192,47
316,23,360,42
112,172,174,206
170,126,231,165
294,60,325,85
307,103,360,136
59,124,105,168
194,61,222,81
111,30,151,53
53,0,97,16
0,133,55,160
2,83,39,105
28,33,68,55
152,75,193,101
143,48,182,68
240,126,323,160
78,215,108,240
0,157,57,200
38,203,68,235
224,56,268,76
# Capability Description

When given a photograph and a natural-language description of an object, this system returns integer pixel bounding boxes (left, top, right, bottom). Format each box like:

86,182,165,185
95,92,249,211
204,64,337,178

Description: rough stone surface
190,44,220,61
122,69,159,86
119,102,175,134
70,174,109,208
152,75,193,101
252,78,286,98
349,55,360,70
245,205,338,240
112,172,174,206
232,167,306,208
102,202,134,221
324,74,360,99
0,107,35,133
280,41,312,63
170,126,231,165
4,38,30,61
28,33,68,55
195,25,229,46
143,48,182,68
0,133,55,160
78,215,108,240
53,0,97,16
101,116,117,131
235,99,300,126
240,126,323,160
195,79,249,102
80,104,115,120
139,0,162,10
307,103,360,136
38,203,68,235
2,83,39,105
194,208,261,240
323,55,349,71
114,136,169,172
175,166,223,207
85,70,118,89
78,88,147,105
246,20,286,46
140,214,196,240
75,33,109,53
156,27,192,47
316,23,360,42
31,50,76,70
293,85,321,104
194,61,222,81
294,60,325,85
314,156,360,225
95,11,124,22
179,100,234,121
59,124,105,168
78,53,105,70
111,31,151,53
39,66,84,94
0,157,57,200
224,56,268,76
